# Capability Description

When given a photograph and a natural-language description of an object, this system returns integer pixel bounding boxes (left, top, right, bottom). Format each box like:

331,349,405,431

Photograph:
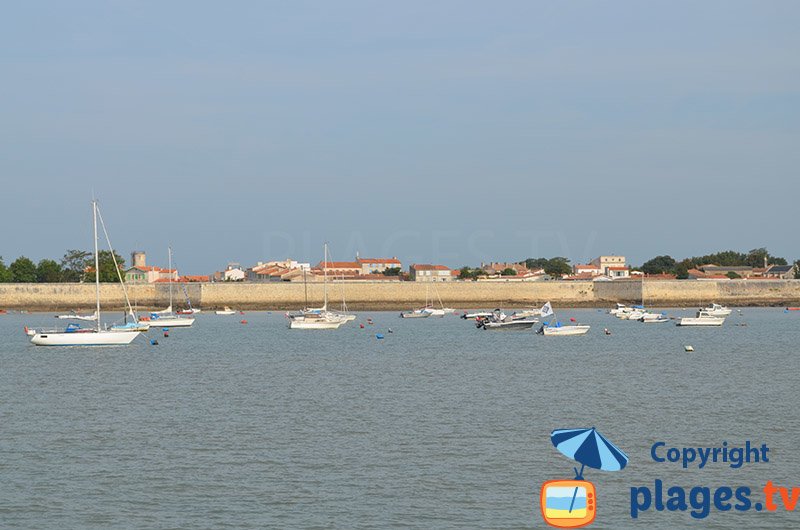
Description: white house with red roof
410,264,452,282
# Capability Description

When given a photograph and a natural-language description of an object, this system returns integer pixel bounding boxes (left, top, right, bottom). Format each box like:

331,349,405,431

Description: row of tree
0,250,126,283
640,248,797,279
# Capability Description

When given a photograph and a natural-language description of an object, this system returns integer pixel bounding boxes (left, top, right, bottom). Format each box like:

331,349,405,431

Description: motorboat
216,306,236,315
177,308,201,315
640,316,670,323
698,303,732,317
462,311,493,319
400,308,431,318
477,310,538,330
677,316,725,326
537,323,591,336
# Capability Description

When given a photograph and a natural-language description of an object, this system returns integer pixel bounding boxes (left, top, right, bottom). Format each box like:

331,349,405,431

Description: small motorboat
698,303,732,317
462,311,493,319
476,309,538,330
216,307,236,315
400,308,431,318
537,323,591,336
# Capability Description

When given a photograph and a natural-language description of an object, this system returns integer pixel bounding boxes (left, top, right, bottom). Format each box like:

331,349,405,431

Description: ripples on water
1,308,799,529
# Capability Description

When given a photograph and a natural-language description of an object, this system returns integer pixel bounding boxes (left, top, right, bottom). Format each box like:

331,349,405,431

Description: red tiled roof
357,258,401,264
180,275,209,282
319,261,360,269
608,266,629,271
412,264,451,271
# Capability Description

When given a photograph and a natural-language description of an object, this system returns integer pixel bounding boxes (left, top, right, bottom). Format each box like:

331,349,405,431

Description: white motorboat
400,308,431,318
216,307,236,315
640,316,670,323
539,324,591,336
699,303,732,317
536,301,590,336
462,311,493,319
423,307,446,317
639,311,667,322
29,200,141,346
478,310,538,330
677,316,725,326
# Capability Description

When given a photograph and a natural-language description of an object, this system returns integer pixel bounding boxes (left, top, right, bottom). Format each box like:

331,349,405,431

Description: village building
409,264,453,282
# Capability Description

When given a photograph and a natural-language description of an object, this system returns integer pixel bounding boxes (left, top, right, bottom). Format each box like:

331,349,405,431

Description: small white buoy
684,345,694,352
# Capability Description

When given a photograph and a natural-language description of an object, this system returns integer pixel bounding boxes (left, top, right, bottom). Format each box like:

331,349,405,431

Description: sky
1,1,798,274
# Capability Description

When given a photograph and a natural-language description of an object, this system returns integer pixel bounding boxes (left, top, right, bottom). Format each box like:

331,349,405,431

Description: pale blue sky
1,1,798,273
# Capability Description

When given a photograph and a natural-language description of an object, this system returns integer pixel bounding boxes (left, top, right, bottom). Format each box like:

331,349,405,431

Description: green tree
501,267,517,276
61,249,92,282
96,250,126,282
457,266,480,280
641,255,676,275
726,271,741,279
795,260,800,280
675,260,691,280
9,256,37,282
0,256,12,282
382,267,401,276
36,259,63,282
522,258,549,270
544,257,572,277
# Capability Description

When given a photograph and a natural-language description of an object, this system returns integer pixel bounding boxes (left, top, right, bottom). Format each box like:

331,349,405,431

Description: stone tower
131,251,146,268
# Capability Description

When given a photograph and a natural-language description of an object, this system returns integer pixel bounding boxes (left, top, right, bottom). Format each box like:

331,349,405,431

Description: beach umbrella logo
540,427,629,528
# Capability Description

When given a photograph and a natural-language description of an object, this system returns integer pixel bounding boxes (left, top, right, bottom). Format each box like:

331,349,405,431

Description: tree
96,250,126,282
795,261,800,280
522,258,549,270
0,256,12,282
726,271,741,279
458,266,481,280
675,260,691,280
501,268,517,276
9,256,37,282
544,257,572,277
61,249,92,282
382,267,401,276
641,255,676,275
36,259,63,282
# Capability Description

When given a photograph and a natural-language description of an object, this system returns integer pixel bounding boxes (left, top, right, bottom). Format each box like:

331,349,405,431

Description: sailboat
29,200,141,346
288,243,348,329
142,247,195,327
401,284,438,318
536,302,590,336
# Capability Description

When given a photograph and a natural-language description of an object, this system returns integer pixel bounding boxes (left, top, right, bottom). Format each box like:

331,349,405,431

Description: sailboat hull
145,316,195,327
31,330,140,346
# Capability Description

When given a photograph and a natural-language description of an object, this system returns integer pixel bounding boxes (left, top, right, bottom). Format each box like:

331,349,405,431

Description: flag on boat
540,302,554,317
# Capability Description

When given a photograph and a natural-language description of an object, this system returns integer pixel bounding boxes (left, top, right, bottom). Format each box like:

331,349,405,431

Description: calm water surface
1,308,799,529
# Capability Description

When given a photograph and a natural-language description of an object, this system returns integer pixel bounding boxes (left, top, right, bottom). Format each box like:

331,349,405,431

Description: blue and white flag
541,302,554,317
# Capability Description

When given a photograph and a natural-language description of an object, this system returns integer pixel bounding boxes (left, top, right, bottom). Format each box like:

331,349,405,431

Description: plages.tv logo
540,427,629,528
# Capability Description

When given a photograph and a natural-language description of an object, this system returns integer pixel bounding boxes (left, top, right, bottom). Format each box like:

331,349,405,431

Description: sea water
1,308,799,528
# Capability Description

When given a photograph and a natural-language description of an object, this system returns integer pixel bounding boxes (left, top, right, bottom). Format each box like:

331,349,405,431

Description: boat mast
168,246,173,310
92,200,101,331
323,242,328,311
303,268,308,309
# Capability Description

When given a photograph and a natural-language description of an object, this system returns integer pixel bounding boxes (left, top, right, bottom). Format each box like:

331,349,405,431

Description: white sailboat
288,243,347,330
29,200,141,346
56,311,98,321
143,247,195,327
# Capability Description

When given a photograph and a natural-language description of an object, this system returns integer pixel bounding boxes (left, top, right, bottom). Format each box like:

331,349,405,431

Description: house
247,259,311,282
699,265,755,278
481,262,530,276
572,264,603,276
221,263,246,282
590,255,627,275
357,257,402,275
317,261,362,275
687,268,730,281
123,251,178,283
764,264,797,279
607,266,630,279
124,265,177,283
410,264,453,282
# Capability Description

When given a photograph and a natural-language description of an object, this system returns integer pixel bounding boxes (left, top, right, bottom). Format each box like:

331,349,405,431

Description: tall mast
323,242,328,311
168,246,173,310
93,200,101,331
